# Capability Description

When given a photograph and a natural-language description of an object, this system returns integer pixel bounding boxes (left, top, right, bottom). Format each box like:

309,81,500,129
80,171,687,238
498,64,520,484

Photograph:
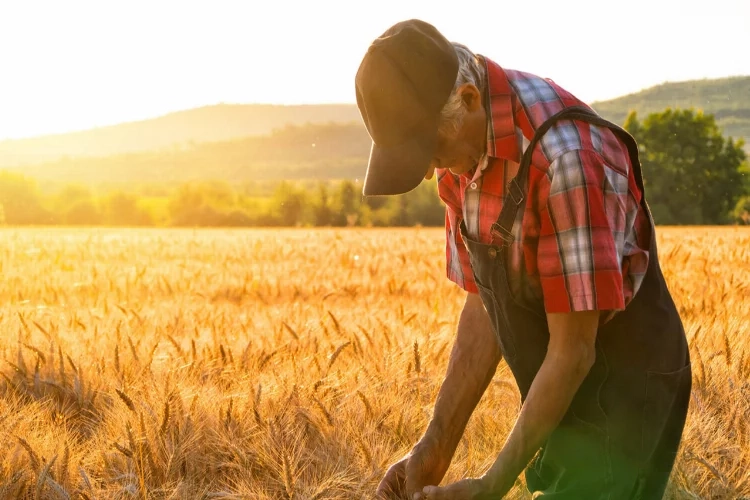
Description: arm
417,292,502,483
377,292,502,499
478,310,599,496
423,148,625,499
476,148,628,495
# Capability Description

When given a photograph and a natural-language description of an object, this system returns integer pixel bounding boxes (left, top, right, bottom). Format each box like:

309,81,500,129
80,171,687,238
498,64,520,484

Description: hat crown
355,19,459,147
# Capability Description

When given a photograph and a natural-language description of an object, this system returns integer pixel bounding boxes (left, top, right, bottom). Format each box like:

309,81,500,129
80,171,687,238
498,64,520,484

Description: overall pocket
641,362,691,457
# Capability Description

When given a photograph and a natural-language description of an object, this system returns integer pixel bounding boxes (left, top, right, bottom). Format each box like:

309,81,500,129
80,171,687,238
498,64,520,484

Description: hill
10,122,373,185
0,104,363,166
1,75,748,182
591,75,750,144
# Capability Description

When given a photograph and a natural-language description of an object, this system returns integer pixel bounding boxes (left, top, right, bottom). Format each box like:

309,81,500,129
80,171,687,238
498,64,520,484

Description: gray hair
438,43,486,138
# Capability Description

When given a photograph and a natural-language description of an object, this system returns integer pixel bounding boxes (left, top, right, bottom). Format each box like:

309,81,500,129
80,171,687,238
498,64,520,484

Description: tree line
0,174,446,228
0,108,748,227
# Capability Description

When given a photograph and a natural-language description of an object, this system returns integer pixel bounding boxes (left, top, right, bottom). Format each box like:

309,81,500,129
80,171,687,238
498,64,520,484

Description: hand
376,437,450,499
416,478,487,499
375,454,409,499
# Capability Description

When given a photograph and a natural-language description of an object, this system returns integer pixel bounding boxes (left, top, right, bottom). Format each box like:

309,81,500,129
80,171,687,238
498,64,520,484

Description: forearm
423,293,502,458
482,323,596,494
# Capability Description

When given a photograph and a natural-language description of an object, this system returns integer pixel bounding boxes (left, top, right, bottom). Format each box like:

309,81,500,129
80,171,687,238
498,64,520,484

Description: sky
0,0,748,140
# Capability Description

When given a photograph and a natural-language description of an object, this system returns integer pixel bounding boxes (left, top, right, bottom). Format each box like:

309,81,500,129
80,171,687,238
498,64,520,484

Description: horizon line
1,73,748,143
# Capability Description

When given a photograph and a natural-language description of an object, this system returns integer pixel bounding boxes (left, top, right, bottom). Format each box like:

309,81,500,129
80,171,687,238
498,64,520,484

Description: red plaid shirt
437,56,651,315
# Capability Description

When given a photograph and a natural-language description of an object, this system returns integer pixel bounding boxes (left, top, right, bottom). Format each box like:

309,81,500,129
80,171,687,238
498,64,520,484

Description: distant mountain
591,75,750,146
10,122,373,185
0,104,363,166
1,75,748,179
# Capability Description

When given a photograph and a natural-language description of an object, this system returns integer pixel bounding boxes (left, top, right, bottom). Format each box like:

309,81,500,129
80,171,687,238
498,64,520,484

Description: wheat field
0,226,748,499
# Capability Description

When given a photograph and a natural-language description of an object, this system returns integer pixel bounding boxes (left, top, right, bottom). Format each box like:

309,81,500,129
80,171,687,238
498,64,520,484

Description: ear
457,83,482,112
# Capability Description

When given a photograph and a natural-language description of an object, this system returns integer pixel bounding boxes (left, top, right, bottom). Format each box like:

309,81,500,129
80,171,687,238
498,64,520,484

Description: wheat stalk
356,390,373,418
327,341,351,374
18,438,41,472
34,454,58,500
413,341,421,374
116,389,136,413
0,226,747,498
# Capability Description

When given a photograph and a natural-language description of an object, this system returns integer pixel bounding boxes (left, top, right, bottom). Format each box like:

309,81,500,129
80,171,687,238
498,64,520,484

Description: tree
103,191,154,226
733,196,750,224
404,181,445,226
312,182,333,226
624,108,748,224
395,195,410,226
167,180,239,226
272,181,308,226
64,200,103,225
332,180,360,226
54,184,94,213
0,171,54,224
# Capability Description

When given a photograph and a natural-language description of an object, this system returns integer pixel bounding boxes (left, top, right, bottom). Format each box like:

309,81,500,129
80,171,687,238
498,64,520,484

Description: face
424,83,487,181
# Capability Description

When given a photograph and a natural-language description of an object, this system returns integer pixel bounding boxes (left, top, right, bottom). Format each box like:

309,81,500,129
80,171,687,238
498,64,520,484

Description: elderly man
355,19,692,500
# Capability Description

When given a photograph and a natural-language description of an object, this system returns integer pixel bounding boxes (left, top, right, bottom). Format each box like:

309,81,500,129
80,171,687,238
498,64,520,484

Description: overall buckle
491,223,514,245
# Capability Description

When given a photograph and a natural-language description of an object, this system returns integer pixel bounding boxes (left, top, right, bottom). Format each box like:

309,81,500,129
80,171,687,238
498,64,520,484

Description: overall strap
490,105,645,245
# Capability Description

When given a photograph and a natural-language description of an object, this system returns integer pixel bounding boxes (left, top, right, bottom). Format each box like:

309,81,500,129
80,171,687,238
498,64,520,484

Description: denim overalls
460,106,692,499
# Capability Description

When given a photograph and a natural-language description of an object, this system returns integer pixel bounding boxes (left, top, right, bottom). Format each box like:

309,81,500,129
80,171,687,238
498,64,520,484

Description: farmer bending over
354,19,692,500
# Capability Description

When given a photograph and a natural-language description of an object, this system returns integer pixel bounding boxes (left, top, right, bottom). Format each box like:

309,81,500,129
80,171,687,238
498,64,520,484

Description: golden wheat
0,226,748,499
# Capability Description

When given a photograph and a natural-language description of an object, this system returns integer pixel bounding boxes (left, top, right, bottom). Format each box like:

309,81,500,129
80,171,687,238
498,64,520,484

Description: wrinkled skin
424,82,487,182
418,478,486,499
376,436,451,499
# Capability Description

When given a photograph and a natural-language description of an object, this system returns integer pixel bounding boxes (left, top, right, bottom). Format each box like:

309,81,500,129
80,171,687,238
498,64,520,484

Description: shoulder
534,132,632,180
546,148,625,174
503,70,632,176
540,149,632,200
504,69,576,105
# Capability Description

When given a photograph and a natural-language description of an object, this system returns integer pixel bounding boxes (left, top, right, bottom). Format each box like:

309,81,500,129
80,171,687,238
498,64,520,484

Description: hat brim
362,132,437,197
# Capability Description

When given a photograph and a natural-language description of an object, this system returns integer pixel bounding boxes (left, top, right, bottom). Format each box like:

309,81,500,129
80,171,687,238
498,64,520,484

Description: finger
374,482,394,499
422,485,443,499
374,482,398,499
376,470,406,498
378,466,404,489
404,469,428,498
375,486,400,500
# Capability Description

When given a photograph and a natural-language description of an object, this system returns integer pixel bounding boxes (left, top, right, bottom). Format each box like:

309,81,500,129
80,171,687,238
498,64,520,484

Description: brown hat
355,19,458,196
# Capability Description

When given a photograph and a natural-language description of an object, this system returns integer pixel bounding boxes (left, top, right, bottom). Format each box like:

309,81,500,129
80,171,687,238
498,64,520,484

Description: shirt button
488,247,497,258
470,182,478,189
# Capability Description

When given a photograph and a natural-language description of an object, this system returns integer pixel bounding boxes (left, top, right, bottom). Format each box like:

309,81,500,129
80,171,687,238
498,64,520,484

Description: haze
0,0,748,140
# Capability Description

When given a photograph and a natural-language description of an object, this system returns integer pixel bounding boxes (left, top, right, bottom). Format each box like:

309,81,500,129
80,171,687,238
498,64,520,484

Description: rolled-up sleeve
537,149,630,313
